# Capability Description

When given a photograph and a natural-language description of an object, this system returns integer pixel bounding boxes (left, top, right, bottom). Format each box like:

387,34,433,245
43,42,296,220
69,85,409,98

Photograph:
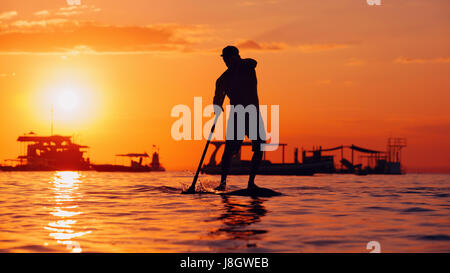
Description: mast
51,104,54,136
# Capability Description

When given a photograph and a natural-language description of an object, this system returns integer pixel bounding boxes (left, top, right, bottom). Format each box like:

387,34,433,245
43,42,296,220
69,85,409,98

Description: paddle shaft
189,114,220,190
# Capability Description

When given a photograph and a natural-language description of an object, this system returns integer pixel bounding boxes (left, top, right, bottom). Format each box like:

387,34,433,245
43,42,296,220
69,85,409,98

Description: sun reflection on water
46,171,91,253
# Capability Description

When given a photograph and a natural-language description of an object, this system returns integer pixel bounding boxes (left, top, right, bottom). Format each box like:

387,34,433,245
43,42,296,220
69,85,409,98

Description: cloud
34,10,50,17
0,72,16,77
236,40,286,51
55,5,101,17
395,57,450,64
0,21,205,54
9,18,73,30
31,5,100,18
238,0,279,7
0,13,351,56
235,40,353,54
298,43,353,53
0,11,18,20
345,58,365,66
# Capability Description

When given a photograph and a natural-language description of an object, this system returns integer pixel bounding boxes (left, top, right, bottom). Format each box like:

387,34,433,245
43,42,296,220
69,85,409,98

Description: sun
56,88,80,112
57,89,79,111
34,78,102,130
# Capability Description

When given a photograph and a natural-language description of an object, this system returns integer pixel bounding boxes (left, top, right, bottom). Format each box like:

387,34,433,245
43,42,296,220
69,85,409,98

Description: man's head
221,45,241,68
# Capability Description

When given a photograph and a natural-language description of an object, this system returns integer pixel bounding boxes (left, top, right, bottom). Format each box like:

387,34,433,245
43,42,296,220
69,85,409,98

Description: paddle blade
181,186,196,194
181,181,219,194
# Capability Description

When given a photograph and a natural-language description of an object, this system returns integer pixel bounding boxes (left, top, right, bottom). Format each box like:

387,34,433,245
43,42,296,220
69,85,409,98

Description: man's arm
213,74,226,110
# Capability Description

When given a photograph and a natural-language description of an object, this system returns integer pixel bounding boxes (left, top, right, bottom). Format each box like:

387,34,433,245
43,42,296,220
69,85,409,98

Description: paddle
183,113,220,194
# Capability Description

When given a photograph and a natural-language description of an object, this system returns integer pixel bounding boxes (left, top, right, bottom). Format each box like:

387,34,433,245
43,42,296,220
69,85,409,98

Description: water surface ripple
0,171,449,252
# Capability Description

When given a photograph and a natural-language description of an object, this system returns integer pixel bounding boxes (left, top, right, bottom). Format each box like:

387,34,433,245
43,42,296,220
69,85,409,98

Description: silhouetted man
213,46,265,191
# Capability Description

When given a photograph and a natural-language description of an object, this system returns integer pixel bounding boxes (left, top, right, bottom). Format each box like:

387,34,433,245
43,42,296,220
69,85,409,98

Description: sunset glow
56,88,80,112
0,0,449,257
0,0,449,172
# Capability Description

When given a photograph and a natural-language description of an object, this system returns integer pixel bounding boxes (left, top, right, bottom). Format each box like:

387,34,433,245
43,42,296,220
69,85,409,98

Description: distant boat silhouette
0,134,90,171
201,141,327,176
91,152,165,172
201,138,406,175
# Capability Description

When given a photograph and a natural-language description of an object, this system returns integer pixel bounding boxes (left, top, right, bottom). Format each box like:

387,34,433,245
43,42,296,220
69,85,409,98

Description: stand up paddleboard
221,187,281,197
182,186,282,197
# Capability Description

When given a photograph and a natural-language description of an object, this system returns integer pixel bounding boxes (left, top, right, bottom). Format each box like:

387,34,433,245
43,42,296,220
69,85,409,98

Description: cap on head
221,45,239,57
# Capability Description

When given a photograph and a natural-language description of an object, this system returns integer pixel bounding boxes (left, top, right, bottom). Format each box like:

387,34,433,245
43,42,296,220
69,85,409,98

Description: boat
304,138,407,175
91,151,165,172
201,138,406,176
201,141,333,176
149,151,166,172
0,133,90,171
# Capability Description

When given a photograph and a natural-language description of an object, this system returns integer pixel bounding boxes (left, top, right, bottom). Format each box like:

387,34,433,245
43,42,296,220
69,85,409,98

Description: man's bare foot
215,183,226,191
247,183,260,190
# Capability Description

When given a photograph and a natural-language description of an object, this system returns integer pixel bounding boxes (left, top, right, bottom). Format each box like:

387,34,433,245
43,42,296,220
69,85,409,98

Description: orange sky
0,0,449,172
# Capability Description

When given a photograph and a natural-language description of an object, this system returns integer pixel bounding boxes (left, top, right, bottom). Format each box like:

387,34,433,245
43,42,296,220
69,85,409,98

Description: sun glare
33,77,102,130
57,89,80,112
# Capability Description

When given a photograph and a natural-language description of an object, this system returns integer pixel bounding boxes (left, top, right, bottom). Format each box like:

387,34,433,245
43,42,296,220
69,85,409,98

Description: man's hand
213,104,224,117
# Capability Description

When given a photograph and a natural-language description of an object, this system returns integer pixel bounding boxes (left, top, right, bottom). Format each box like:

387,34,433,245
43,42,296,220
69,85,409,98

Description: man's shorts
224,107,266,153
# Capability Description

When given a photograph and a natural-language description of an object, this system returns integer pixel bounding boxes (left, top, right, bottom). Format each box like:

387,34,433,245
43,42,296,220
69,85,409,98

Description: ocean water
0,171,449,253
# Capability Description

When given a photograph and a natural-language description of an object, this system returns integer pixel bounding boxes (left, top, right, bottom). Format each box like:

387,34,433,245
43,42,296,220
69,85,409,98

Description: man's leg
248,109,265,189
217,111,241,191
216,148,231,191
248,144,263,189
216,141,237,191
